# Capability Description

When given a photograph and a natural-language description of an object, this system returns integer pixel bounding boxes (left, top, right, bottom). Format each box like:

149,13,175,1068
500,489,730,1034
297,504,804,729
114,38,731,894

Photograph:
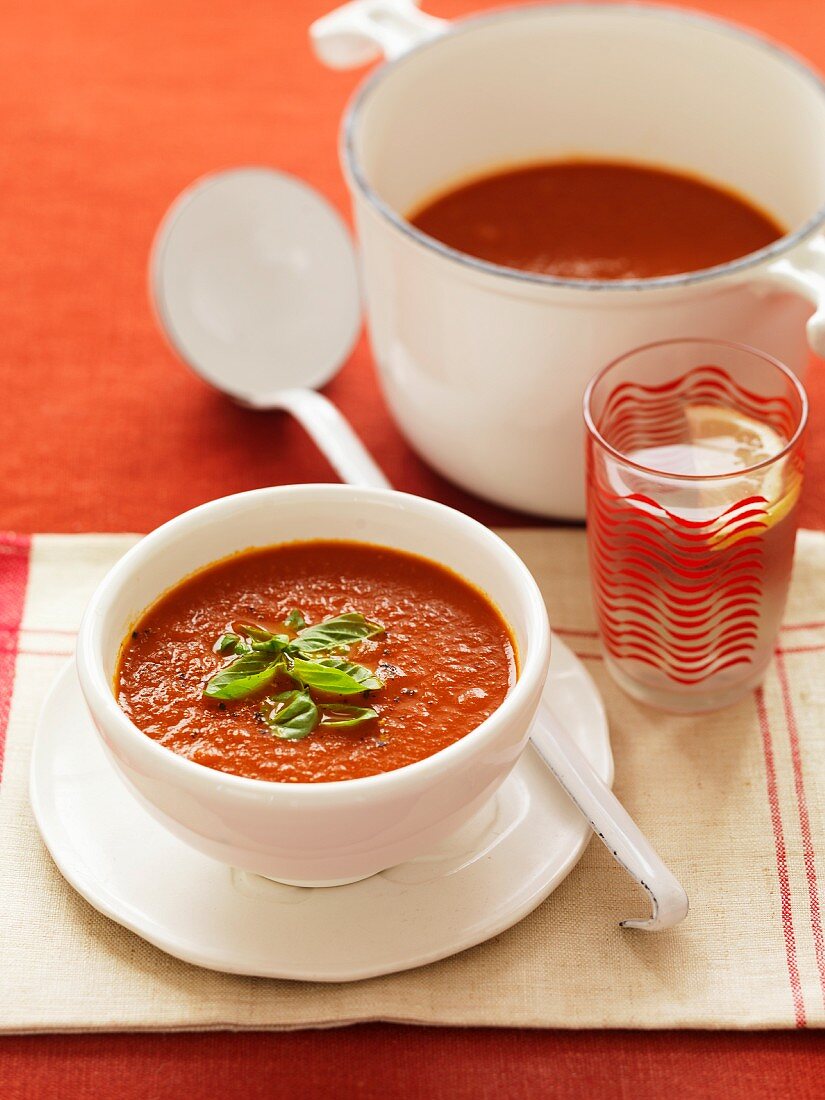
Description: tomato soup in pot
410,160,784,280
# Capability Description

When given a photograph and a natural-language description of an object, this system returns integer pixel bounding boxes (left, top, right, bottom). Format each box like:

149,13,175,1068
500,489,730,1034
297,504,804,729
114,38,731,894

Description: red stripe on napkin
776,651,825,1009
756,686,806,1027
0,534,31,782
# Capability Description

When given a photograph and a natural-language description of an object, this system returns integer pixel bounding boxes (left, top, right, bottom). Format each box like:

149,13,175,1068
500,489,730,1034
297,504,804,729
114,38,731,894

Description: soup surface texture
117,541,516,783
409,160,784,280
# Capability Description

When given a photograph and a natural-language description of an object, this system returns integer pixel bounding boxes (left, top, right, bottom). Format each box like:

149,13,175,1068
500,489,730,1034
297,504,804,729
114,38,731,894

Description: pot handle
755,234,825,358
310,0,448,67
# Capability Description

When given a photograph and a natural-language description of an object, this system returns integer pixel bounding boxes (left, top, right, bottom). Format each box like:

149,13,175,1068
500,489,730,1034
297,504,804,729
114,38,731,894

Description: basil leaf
236,622,275,641
315,656,385,690
263,690,318,740
204,652,282,701
251,636,289,655
236,623,290,653
215,633,243,654
290,656,384,695
284,608,307,631
318,703,379,730
292,612,384,655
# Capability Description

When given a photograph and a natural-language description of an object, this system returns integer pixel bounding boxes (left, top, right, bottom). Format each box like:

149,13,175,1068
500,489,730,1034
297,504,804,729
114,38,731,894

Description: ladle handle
269,388,391,489
530,705,689,931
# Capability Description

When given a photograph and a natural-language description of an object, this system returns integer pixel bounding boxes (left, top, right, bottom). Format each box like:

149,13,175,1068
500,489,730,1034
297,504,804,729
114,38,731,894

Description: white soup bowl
75,484,551,885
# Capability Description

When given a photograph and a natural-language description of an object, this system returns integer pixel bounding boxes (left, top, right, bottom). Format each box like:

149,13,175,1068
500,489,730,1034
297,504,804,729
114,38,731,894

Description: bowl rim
341,1,825,294
76,483,551,801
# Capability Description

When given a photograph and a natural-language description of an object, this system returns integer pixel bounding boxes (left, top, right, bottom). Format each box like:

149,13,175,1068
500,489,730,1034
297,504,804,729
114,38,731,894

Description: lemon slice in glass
679,404,798,543
612,404,799,539
682,404,782,475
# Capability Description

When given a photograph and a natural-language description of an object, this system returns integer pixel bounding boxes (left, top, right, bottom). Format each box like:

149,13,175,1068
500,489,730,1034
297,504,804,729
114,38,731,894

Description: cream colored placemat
2,530,824,1031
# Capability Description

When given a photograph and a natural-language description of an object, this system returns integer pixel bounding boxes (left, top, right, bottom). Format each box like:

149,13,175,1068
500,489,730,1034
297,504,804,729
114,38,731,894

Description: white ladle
150,168,389,489
150,168,688,931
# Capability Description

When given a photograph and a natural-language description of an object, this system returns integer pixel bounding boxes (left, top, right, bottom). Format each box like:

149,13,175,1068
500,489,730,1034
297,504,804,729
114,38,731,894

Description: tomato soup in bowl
76,485,550,885
116,540,517,784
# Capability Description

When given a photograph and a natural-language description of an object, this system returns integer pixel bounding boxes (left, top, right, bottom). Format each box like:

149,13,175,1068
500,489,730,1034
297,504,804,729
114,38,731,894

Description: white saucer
30,636,612,982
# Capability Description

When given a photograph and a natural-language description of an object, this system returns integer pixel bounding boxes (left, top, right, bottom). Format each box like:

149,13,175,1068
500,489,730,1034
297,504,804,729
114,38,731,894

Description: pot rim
342,1,825,294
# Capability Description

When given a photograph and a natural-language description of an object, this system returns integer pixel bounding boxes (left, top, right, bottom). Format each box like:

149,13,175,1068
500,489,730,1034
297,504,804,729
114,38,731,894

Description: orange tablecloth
3,0,825,1095
3,0,825,535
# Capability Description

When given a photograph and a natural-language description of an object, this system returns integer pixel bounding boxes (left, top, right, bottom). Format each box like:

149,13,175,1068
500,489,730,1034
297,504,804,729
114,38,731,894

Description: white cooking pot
311,0,825,519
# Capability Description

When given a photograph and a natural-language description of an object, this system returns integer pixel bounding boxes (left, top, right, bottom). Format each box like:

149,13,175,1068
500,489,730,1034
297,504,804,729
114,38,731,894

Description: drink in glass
584,339,807,713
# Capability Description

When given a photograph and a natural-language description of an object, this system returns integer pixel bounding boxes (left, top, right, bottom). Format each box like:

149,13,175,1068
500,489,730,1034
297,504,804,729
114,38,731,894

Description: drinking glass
584,339,807,713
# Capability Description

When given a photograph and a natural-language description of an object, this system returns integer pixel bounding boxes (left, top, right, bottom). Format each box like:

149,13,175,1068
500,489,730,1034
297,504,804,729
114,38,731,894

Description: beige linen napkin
1,530,824,1031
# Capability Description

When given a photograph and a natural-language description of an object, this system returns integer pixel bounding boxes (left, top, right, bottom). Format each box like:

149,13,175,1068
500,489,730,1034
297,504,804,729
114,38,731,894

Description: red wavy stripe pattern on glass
589,366,792,685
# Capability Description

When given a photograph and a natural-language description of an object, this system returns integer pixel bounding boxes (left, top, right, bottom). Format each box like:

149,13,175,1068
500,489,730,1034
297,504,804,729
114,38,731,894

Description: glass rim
582,337,809,482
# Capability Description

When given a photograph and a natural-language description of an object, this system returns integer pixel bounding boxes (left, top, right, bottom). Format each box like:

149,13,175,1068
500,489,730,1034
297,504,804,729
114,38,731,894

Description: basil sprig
284,608,307,631
213,628,289,658
318,703,380,730
204,611,387,735
264,690,319,739
289,656,383,695
263,691,379,740
291,612,384,654
204,651,283,701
